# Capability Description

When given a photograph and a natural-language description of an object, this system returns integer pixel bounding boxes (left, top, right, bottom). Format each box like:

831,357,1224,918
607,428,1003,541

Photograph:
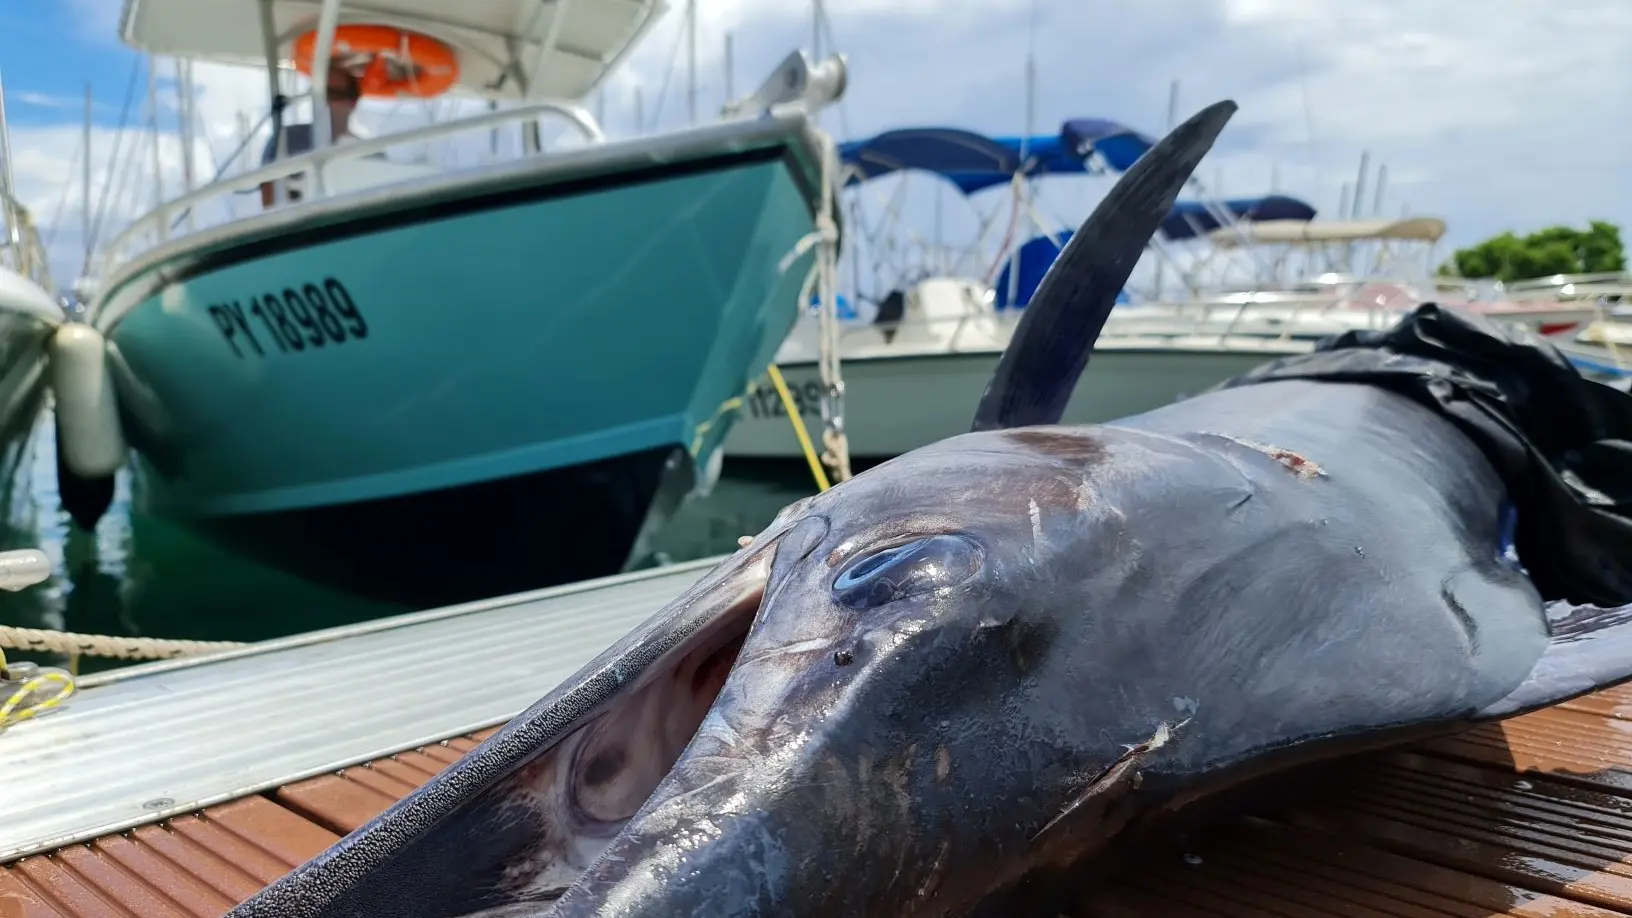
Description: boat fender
0,549,50,592
49,324,126,479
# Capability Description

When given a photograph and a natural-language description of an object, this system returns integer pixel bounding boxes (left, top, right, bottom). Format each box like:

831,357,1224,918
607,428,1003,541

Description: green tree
1437,220,1626,282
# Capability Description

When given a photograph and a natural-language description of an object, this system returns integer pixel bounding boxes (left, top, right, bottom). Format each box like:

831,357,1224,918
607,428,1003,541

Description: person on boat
873,288,906,344
258,55,365,208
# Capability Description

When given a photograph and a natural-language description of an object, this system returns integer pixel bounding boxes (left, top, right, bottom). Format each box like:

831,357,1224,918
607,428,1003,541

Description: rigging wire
85,54,144,258
644,10,690,132
42,141,82,257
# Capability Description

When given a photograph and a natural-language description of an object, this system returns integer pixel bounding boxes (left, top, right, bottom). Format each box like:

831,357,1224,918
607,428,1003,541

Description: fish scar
1032,718,1188,841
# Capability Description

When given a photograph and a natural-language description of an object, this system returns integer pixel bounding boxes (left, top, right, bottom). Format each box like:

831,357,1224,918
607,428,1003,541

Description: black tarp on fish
1213,303,1632,607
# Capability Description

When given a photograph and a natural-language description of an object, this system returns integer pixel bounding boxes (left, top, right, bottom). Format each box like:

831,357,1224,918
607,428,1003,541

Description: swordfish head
533,427,1234,916
541,433,1201,915
223,100,1274,918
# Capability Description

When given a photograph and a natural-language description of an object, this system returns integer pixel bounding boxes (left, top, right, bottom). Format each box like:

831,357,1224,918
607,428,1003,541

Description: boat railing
812,290,1406,358
1121,293,1401,342
0,187,52,290
782,309,1009,357
1204,273,1482,300
96,98,606,276
1501,273,1632,303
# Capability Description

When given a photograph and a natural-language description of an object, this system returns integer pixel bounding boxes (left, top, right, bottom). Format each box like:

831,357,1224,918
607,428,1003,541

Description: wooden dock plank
0,868,71,918
6,705,1632,917
155,817,307,889
1091,815,1632,917
123,827,263,907
88,834,238,918
272,774,398,837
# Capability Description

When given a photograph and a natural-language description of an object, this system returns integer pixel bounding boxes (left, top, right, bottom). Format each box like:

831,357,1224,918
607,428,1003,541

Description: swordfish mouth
493,568,769,907
231,530,793,918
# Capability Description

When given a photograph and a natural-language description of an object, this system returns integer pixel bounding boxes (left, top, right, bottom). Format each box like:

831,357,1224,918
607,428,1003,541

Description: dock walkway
3,556,1631,916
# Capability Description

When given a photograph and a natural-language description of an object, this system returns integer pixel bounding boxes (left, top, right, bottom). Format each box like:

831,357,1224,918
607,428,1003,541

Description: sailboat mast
0,69,21,275
176,61,193,194
685,0,697,125
176,59,197,231
1153,79,1180,298
1006,0,1038,308
724,32,734,102
82,82,92,274
0,71,14,203
812,0,823,58
1352,149,1370,219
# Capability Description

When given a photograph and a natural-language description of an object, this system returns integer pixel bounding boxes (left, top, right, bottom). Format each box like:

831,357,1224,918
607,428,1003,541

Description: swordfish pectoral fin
1476,599,1632,719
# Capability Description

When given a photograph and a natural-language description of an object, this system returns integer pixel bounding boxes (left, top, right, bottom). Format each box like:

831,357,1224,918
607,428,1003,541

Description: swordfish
226,99,1632,918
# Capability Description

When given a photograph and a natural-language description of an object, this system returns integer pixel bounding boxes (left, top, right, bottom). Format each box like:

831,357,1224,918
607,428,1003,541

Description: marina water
0,410,818,674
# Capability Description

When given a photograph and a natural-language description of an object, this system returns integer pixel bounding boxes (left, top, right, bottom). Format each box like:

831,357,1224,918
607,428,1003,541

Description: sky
1,0,1629,297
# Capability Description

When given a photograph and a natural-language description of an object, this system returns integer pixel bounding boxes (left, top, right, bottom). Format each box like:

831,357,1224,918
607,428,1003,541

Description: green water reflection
0,411,820,675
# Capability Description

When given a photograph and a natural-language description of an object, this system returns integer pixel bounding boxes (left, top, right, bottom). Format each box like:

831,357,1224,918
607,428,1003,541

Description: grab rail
782,291,1406,358
96,99,606,274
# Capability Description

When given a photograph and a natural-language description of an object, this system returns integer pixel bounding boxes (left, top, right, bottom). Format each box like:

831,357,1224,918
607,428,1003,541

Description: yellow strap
766,363,831,492
0,671,76,729
0,645,79,730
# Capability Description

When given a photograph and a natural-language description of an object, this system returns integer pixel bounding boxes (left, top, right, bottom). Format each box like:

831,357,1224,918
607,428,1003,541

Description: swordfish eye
832,534,984,610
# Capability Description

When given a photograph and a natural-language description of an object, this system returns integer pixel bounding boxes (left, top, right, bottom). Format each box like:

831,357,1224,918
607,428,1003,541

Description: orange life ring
292,25,459,99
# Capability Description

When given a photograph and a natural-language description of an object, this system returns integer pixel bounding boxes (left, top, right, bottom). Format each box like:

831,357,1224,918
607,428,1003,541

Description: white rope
811,130,851,483
775,128,852,484
0,625,247,661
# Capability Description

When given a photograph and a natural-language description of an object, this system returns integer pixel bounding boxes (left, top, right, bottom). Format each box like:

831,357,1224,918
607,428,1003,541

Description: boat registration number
206,277,369,359
746,379,823,420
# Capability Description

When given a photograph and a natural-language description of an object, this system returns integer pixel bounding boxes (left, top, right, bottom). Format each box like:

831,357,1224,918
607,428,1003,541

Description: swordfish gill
226,99,1632,917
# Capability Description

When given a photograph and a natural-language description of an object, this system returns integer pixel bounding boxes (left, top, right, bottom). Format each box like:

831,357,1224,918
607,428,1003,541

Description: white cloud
6,0,1628,296
9,91,92,112
1199,0,1631,266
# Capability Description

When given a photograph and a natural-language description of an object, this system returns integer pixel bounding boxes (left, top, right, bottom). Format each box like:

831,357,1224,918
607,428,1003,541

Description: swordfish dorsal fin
970,100,1237,433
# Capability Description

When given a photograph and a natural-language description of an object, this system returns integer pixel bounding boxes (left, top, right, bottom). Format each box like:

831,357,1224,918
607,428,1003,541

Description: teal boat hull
91,126,825,605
